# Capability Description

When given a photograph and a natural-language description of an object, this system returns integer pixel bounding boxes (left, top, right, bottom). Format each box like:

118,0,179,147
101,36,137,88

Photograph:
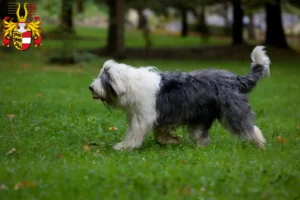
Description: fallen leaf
7,114,15,120
174,187,180,195
108,126,118,131
276,136,288,144
261,192,268,199
35,93,43,98
14,181,36,190
183,186,192,195
57,153,63,159
0,184,9,190
21,64,30,69
83,144,90,151
180,160,188,164
7,148,16,155
21,181,36,188
160,152,166,157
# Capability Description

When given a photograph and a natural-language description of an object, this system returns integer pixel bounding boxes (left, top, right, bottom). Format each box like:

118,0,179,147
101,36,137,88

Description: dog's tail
238,46,271,93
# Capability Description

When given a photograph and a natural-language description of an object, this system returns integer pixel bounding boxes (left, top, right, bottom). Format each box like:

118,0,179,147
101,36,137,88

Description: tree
106,0,125,58
127,0,163,48
247,13,255,40
161,0,191,37
192,3,209,36
137,8,145,29
244,1,263,41
232,0,244,45
60,0,74,33
76,0,84,13
265,0,289,48
180,7,188,37
289,0,300,8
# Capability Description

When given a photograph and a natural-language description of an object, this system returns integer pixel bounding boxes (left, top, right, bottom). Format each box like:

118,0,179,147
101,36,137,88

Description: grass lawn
0,30,300,199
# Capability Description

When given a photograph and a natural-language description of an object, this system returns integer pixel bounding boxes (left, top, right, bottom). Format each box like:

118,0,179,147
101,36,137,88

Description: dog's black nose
89,86,94,92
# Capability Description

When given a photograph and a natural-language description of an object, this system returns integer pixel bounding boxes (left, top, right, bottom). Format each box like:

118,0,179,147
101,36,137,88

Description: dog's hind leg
154,125,180,144
251,125,266,147
219,97,266,148
222,121,266,148
189,124,211,146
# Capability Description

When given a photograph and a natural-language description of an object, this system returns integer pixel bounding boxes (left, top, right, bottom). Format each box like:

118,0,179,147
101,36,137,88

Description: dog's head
89,60,128,107
89,60,160,109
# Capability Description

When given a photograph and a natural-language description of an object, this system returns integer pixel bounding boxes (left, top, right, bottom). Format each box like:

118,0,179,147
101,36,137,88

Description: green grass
1,24,300,199
0,49,300,199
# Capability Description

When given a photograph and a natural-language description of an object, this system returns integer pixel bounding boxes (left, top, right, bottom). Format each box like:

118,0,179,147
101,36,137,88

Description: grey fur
155,64,266,143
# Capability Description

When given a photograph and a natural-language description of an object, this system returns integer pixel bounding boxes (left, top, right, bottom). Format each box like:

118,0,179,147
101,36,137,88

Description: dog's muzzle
89,86,105,101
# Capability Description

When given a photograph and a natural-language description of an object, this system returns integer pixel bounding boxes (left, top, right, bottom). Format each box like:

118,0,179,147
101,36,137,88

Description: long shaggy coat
89,46,270,150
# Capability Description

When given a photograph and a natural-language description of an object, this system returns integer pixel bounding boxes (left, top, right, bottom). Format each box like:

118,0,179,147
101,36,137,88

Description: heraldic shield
13,31,32,51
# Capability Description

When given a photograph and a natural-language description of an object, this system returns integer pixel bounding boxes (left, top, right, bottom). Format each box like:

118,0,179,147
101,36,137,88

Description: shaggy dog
89,46,270,150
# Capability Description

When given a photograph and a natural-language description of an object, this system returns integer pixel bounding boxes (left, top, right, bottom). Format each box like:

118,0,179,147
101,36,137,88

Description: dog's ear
100,70,117,98
102,61,127,96
102,68,126,96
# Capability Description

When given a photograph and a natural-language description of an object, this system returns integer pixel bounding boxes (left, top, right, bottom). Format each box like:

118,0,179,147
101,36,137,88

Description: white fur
90,60,161,150
253,126,266,148
251,46,271,76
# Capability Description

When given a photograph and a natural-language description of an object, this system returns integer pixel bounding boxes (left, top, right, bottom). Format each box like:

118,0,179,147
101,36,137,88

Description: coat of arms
2,2,42,51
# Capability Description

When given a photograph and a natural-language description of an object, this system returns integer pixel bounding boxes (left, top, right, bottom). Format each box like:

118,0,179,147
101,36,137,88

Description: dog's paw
189,136,210,147
113,142,127,150
113,142,136,151
113,140,142,150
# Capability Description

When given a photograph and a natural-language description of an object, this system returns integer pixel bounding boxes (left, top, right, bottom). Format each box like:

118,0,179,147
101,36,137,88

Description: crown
16,3,28,23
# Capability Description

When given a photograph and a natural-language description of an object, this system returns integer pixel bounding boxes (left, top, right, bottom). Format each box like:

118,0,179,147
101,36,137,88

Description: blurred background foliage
0,0,300,64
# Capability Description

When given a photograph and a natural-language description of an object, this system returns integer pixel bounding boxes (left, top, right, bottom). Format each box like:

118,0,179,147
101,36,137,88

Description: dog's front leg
113,114,150,150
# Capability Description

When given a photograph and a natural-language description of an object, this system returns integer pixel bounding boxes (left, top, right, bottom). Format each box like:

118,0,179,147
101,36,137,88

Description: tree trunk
76,0,84,13
106,0,125,58
180,8,188,37
247,13,255,40
137,8,146,29
265,0,288,48
196,4,209,35
232,0,244,45
60,0,74,33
